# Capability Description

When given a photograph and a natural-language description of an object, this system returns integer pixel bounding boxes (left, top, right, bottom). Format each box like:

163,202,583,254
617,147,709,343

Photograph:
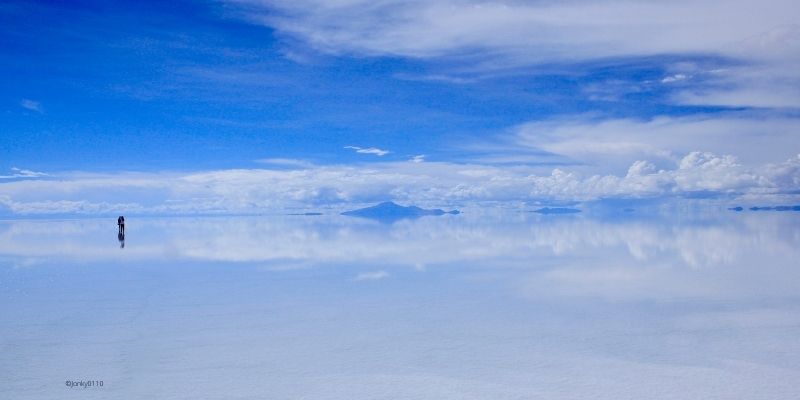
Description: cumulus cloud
2,113,799,216
674,152,762,192
764,154,800,189
0,152,798,215
19,99,42,113
345,146,390,156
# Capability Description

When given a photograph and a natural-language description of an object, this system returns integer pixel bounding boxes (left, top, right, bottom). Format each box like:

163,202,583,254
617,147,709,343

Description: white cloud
0,151,798,215
233,0,795,62
671,63,800,108
670,24,800,108
354,270,390,281
2,110,799,216
230,1,800,108
763,154,800,189
0,167,49,179
255,158,314,168
661,74,689,84
344,146,390,156
0,197,144,214
393,73,475,84
674,152,761,192
20,99,42,113
510,114,800,173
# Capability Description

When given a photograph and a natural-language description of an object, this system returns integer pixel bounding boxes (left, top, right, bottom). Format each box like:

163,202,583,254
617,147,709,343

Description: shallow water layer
1,211,799,399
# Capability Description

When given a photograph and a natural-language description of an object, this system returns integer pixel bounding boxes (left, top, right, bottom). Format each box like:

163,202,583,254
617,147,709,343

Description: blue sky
1,0,799,214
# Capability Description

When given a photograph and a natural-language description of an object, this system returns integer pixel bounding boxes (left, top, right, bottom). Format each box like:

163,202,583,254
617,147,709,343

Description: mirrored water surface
2,210,799,399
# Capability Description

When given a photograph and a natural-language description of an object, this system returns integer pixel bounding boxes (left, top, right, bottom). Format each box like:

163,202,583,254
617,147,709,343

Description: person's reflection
118,232,125,249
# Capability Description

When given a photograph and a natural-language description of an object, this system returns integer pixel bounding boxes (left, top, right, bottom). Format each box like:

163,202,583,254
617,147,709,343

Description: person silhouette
118,232,125,248
117,215,125,235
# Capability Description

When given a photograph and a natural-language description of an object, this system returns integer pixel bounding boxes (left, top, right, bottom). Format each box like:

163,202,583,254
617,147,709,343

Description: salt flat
1,210,799,399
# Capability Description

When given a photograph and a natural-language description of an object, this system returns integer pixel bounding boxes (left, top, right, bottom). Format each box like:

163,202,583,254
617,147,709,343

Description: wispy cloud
0,168,49,180
255,158,314,168
230,1,800,108
344,146,390,156
661,74,689,84
231,1,796,63
393,73,475,84
354,270,389,281
508,114,800,173
410,155,425,163
19,99,43,113
670,62,800,108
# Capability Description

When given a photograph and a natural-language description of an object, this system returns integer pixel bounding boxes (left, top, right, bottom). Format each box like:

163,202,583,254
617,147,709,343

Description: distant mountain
533,207,581,214
341,202,460,222
728,205,800,212
749,205,800,211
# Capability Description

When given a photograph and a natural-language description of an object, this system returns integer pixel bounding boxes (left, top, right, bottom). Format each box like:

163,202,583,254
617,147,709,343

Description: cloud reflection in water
1,211,799,399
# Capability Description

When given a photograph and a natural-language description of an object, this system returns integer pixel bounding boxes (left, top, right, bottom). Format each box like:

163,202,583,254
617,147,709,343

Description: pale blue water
2,210,800,399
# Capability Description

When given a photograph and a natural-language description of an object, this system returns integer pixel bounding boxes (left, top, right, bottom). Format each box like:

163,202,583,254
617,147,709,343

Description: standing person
118,215,125,235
